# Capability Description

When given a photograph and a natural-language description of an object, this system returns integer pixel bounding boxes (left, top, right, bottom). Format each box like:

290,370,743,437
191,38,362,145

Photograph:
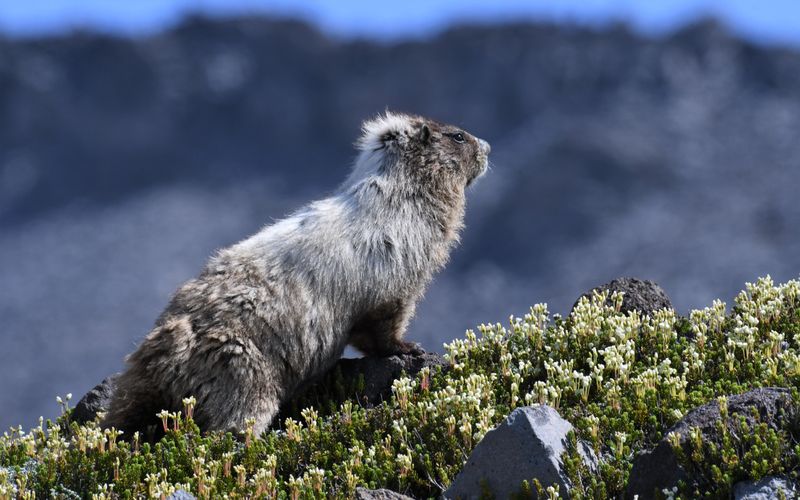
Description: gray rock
573,278,673,316
72,375,119,424
734,476,797,500
166,490,196,500
627,388,795,499
354,487,415,500
445,405,597,499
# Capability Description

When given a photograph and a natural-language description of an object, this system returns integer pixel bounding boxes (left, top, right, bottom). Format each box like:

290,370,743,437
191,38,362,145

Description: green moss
1,276,799,499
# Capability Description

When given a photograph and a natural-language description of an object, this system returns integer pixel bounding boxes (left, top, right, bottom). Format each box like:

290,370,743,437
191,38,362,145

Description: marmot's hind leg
194,388,280,437
102,320,188,437
183,345,283,436
102,370,166,438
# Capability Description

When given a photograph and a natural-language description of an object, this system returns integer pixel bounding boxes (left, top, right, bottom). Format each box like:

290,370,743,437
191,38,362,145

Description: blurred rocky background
1,13,800,429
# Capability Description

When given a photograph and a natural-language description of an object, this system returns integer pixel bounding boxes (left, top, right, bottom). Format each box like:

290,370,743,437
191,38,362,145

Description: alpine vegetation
0,276,798,498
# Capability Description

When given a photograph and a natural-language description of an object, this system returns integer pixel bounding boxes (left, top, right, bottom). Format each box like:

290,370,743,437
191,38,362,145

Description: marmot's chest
355,240,442,291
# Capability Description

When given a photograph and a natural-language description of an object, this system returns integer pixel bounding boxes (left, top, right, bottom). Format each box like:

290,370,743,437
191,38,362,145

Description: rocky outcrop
72,375,119,424
325,352,447,407
276,352,447,424
573,277,673,316
444,405,597,499
626,388,795,499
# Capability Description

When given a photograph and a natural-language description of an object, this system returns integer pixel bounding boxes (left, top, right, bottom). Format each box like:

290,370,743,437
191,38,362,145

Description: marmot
103,111,490,435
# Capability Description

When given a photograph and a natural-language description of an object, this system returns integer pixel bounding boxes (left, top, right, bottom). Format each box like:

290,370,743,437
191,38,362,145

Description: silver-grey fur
103,111,490,435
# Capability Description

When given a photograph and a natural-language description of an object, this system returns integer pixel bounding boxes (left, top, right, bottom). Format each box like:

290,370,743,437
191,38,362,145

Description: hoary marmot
103,111,491,435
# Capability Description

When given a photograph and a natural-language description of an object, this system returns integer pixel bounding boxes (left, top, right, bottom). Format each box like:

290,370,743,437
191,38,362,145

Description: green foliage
1,276,799,499
667,402,799,499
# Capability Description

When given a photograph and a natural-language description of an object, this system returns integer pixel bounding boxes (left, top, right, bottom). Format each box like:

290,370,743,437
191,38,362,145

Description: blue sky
1,0,799,46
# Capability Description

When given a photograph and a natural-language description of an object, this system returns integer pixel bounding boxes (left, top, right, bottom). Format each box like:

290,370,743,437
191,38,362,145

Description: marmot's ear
418,124,431,145
357,111,413,152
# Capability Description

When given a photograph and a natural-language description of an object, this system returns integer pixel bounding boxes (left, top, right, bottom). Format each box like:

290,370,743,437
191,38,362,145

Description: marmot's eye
450,132,466,144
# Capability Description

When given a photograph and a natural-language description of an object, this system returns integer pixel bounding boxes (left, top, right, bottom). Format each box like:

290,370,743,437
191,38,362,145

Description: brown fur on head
404,115,490,188
355,112,491,193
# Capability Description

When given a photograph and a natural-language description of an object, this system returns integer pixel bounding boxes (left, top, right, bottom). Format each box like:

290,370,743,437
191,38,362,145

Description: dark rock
354,487,415,500
277,352,448,424
166,490,196,500
444,405,597,499
626,388,795,499
72,375,119,424
335,352,448,406
625,439,686,500
573,277,673,316
733,476,797,500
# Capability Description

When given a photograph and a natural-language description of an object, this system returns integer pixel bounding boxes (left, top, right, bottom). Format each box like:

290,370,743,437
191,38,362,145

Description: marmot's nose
478,139,491,154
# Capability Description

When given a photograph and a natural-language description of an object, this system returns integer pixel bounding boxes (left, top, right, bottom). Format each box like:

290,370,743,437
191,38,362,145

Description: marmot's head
351,111,490,192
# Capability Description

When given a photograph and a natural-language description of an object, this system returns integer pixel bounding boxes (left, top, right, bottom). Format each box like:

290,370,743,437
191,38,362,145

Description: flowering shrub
0,276,798,498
